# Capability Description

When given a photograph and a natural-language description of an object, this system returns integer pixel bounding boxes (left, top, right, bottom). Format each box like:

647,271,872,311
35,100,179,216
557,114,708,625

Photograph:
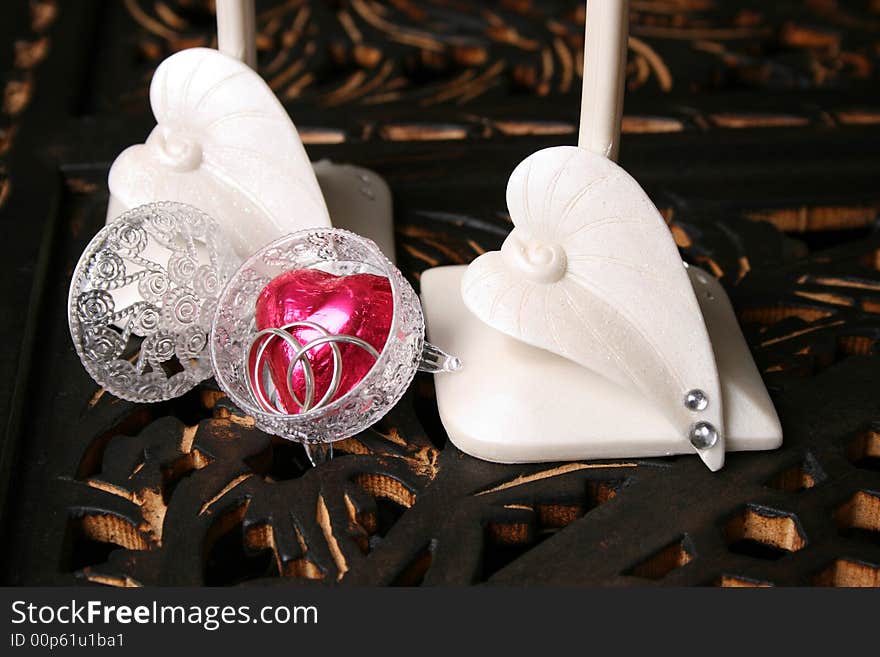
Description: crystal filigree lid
68,202,238,402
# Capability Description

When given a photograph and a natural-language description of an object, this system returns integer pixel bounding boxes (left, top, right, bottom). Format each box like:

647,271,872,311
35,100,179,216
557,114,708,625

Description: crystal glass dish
210,228,427,445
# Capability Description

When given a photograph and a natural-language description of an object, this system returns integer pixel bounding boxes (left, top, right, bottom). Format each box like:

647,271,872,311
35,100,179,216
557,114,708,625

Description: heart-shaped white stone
461,145,726,469
106,48,331,259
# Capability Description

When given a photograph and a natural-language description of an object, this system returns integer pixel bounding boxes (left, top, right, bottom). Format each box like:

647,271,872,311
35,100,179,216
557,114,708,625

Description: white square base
421,265,782,464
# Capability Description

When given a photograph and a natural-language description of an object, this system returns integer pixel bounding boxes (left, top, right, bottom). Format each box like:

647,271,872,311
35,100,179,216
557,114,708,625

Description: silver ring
248,328,316,413
245,322,379,415
280,321,343,412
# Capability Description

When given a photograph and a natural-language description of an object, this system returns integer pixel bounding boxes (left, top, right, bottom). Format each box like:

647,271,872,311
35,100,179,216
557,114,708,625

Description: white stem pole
578,0,629,161
216,0,257,69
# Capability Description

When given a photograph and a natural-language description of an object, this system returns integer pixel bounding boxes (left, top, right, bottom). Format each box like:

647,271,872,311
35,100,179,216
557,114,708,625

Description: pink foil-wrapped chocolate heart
254,269,393,414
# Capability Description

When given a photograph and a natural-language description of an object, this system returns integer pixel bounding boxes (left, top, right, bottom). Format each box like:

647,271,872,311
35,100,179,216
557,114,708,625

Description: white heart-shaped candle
461,145,726,470
107,47,330,258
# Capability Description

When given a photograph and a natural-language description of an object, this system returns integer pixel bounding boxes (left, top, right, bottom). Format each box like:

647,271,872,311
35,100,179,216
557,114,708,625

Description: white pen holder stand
420,147,782,472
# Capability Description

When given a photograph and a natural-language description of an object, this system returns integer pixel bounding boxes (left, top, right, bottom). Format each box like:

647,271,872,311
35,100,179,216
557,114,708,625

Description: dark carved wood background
0,0,879,587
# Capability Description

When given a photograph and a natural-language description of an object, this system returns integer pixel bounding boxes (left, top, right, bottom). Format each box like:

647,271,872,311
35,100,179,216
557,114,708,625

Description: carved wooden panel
111,0,880,104
0,0,878,587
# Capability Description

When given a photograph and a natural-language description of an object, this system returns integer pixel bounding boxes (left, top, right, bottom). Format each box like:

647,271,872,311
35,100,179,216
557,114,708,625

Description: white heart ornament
106,48,331,259
461,146,726,470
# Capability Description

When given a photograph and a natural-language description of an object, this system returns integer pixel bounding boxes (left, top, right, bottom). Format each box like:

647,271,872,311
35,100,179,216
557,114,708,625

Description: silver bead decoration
684,389,709,411
689,421,718,449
